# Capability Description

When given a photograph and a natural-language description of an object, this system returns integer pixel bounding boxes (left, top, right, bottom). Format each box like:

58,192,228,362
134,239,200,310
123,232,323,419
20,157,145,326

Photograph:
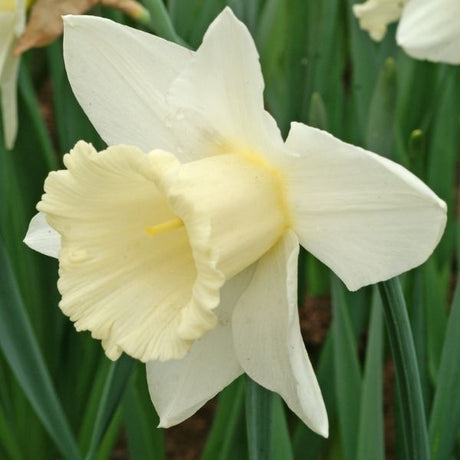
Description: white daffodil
353,0,406,41
0,0,26,149
353,0,460,64
24,8,446,434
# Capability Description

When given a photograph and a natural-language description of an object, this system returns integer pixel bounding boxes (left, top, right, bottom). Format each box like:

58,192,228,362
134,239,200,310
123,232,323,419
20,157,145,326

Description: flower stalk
245,376,274,460
378,277,430,460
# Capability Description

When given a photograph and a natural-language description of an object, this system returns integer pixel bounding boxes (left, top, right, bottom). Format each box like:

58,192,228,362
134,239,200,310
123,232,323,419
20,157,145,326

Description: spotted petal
284,122,447,291
232,230,328,437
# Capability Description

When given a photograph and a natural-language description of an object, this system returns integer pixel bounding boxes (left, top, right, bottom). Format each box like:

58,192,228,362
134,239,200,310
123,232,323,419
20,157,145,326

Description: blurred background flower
0,0,26,149
354,0,460,64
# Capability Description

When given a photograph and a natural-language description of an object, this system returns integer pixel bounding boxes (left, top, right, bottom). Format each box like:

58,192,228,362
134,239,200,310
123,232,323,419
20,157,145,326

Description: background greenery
0,0,459,458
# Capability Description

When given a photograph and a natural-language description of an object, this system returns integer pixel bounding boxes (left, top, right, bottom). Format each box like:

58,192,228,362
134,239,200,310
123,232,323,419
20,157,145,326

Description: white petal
0,11,18,149
284,122,447,291
63,15,193,154
0,12,15,72
23,212,61,258
166,7,284,161
146,267,254,427
0,51,19,150
353,0,406,41
232,230,328,437
14,0,26,36
397,0,460,64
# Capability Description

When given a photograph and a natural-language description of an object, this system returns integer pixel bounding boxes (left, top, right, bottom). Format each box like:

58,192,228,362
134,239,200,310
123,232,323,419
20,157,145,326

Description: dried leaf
14,0,149,55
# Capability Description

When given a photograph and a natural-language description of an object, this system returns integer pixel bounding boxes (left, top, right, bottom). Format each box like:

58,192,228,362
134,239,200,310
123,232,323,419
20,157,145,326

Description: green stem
245,376,274,460
378,278,430,460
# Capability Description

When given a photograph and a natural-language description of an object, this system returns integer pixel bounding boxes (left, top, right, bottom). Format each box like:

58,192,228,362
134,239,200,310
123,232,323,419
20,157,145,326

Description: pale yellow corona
36,141,287,363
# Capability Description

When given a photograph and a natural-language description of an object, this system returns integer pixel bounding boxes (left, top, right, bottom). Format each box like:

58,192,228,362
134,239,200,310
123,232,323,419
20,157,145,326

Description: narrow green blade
245,376,274,460
378,278,429,460
365,58,398,161
357,289,384,460
202,377,246,460
123,378,165,460
142,0,184,44
331,276,362,460
0,238,80,460
423,260,448,383
84,355,136,459
271,396,293,460
429,280,460,460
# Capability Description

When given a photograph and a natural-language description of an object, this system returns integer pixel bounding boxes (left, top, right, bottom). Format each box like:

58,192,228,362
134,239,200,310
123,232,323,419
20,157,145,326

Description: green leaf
0,400,23,459
18,66,56,170
94,408,123,460
202,377,246,460
426,67,460,266
282,0,311,127
346,0,379,143
187,0,226,47
306,0,346,136
395,56,438,138
410,270,429,414
407,129,425,180
331,276,362,460
429,280,460,460
123,377,165,460
84,355,136,460
356,289,384,460
378,278,429,460
423,260,449,383
271,396,293,460
308,92,328,131
0,238,80,460
142,0,185,45
365,58,398,160
77,358,111,450
245,376,274,460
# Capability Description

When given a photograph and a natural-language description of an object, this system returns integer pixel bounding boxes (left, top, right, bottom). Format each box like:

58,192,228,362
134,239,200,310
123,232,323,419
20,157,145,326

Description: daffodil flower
0,0,26,149
353,0,460,64
353,0,406,41
24,8,446,434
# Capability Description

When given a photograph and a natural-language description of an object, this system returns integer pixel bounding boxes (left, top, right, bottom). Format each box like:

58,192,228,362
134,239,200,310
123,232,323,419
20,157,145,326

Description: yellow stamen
145,217,184,236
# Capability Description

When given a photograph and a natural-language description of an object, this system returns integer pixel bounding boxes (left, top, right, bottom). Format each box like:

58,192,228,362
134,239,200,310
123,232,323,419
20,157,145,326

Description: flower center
37,142,289,362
